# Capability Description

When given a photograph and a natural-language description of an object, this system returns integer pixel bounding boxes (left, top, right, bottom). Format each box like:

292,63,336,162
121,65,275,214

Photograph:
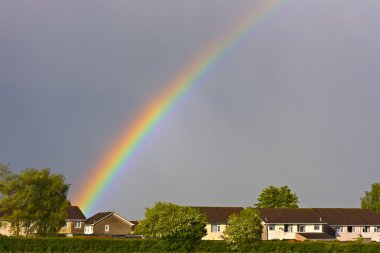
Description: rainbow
74,0,289,215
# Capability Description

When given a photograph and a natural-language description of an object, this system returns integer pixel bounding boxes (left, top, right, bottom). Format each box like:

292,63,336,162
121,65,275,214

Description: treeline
1,236,380,253
0,164,69,236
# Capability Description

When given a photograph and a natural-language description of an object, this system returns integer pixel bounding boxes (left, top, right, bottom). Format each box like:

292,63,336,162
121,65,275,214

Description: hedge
1,236,380,253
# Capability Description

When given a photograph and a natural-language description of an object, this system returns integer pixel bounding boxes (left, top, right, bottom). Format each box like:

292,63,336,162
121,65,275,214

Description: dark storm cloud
1,0,380,219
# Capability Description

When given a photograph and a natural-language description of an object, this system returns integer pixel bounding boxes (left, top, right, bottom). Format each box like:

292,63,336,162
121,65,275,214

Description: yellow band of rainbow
73,0,289,216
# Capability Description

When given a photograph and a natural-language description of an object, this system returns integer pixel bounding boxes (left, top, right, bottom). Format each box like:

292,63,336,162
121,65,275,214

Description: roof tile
195,207,243,223
312,208,380,225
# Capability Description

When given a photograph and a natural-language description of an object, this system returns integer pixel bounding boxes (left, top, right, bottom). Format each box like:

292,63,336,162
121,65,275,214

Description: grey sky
1,0,379,219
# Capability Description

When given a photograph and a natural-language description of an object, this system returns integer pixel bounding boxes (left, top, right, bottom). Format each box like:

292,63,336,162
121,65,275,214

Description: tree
224,207,262,250
0,163,15,197
255,185,299,208
0,167,69,236
0,163,14,181
137,202,207,251
361,183,380,215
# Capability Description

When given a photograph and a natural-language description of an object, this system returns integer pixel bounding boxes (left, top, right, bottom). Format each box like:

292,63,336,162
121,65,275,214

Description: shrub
0,236,380,252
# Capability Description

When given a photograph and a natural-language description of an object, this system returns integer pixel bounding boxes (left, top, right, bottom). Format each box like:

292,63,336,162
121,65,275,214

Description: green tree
0,163,15,197
224,207,262,250
255,185,299,208
137,202,207,251
0,168,69,236
361,183,380,215
0,163,14,181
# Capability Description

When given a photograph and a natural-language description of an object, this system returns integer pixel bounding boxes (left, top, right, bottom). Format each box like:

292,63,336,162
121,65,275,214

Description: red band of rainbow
74,0,289,216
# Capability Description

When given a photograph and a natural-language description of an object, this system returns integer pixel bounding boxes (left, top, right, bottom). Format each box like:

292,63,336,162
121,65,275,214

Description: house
58,205,87,237
259,208,380,242
0,211,13,236
84,211,134,236
312,208,380,242
196,206,380,242
0,210,33,236
258,208,334,241
196,207,243,240
1,205,86,237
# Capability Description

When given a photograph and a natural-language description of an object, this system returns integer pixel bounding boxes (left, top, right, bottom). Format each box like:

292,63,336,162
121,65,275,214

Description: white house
195,207,243,240
258,208,334,241
312,208,380,242
196,207,380,242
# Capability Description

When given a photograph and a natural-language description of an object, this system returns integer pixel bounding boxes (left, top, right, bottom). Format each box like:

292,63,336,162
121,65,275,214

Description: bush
0,236,380,252
194,240,228,252
137,202,207,251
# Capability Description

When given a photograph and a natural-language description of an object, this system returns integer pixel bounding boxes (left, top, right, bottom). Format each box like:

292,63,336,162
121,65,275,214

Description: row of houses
2,205,380,242
0,207,135,237
58,206,136,237
199,207,380,242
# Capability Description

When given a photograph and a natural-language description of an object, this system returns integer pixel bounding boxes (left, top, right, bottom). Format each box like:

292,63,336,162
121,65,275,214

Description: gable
85,212,113,225
86,212,133,226
66,206,86,221
93,213,133,228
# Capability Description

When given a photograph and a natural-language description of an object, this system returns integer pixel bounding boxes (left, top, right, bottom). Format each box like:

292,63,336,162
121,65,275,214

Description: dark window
284,225,293,232
211,224,221,232
362,226,370,233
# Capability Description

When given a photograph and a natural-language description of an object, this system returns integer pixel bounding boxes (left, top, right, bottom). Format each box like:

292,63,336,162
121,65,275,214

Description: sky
1,0,380,220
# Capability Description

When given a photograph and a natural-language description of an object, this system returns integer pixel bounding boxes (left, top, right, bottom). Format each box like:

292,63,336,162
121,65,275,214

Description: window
314,225,320,231
74,221,81,228
211,224,221,232
284,225,293,233
347,226,355,233
105,225,109,232
269,225,275,231
336,227,344,233
85,226,93,234
375,226,380,232
362,226,370,233
298,225,305,232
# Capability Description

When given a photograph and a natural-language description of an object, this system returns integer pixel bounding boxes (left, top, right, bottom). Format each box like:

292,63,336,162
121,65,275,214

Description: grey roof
85,212,113,225
66,206,86,220
259,208,380,225
298,232,336,240
195,206,243,223
312,208,380,226
259,208,326,224
85,211,134,226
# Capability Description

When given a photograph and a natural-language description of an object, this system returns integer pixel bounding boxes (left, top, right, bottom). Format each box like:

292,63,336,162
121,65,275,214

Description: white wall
265,224,323,240
203,224,227,240
335,226,380,242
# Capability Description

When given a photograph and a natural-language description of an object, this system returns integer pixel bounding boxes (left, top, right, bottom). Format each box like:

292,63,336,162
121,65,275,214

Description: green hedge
1,236,380,253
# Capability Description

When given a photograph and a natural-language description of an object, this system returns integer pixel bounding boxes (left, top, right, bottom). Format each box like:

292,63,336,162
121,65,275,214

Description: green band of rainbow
74,0,288,216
